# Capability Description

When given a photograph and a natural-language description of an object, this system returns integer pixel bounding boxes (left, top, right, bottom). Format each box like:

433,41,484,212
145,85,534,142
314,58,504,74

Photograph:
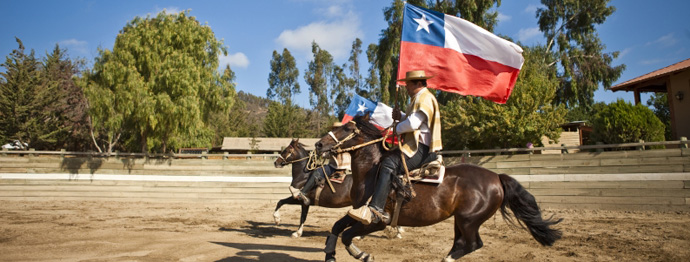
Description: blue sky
2,0,689,109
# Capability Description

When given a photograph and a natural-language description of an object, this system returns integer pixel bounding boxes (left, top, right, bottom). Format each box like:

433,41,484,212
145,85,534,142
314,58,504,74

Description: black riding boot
368,166,393,223
296,173,318,205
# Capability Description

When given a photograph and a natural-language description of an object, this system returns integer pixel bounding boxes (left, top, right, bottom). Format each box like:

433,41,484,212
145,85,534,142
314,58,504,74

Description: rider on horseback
348,70,443,225
290,122,351,205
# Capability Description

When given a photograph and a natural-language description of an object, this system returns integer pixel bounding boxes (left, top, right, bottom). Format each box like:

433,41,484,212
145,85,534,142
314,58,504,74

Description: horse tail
498,174,562,246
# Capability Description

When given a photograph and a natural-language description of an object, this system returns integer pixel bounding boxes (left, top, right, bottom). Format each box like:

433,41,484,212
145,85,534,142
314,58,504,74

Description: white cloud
497,12,511,22
618,47,633,58
524,4,539,14
275,6,362,60
645,33,678,47
517,27,541,42
219,52,250,69
58,39,89,56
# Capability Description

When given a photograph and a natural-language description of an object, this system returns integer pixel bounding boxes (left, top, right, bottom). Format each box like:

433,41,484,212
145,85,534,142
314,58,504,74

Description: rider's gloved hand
392,108,402,121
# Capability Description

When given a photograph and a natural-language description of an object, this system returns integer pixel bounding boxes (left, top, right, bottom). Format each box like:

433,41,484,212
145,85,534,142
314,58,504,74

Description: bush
591,99,665,144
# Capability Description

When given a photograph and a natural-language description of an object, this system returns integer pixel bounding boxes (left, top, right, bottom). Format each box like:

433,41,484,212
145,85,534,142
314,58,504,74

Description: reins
329,121,394,155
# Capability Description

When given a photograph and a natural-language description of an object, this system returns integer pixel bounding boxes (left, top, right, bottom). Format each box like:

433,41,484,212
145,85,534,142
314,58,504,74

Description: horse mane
352,115,384,140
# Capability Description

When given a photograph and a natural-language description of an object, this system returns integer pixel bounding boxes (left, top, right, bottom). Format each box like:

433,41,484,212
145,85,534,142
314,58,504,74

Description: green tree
0,38,56,149
363,43,380,100
40,45,90,151
82,11,234,153
263,101,309,138
267,48,300,104
207,65,244,146
330,38,363,119
304,41,334,133
442,45,567,150
590,99,665,144
330,64,350,119
646,93,671,140
537,0,625,108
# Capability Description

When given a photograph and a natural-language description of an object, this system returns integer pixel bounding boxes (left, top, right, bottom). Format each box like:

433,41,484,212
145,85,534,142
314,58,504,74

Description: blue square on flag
343,94,377,123
401,4,445,48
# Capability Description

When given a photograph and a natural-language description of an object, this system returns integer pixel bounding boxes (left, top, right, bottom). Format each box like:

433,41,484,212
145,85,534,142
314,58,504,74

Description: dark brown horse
272,138,353,237
315,115,562,262
273,139,405,239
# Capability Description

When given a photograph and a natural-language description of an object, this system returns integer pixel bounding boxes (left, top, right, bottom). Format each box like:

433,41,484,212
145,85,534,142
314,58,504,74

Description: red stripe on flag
399,41,520,104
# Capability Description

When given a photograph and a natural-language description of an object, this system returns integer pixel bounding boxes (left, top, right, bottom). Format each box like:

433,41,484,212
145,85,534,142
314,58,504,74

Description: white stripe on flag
443,14,524,69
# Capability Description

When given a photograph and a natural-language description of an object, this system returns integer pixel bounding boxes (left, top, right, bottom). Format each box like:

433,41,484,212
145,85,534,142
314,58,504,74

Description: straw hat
397,70,434,81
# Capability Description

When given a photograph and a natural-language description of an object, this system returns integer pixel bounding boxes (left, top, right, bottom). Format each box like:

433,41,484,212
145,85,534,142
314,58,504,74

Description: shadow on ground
218,220,328,238
211,242,321,262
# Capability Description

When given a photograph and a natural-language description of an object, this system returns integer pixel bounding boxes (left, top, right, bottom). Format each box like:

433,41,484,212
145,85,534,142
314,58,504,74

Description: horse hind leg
445,220,483,261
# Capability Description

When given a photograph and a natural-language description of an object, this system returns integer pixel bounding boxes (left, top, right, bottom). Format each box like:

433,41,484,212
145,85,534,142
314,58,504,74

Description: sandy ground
0,200,688,262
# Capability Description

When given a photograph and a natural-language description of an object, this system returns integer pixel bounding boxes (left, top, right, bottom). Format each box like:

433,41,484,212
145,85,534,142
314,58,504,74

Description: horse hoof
291,231,302,238
395,233,402,239
442,256,456,262
353,236,362,240
273,213,281,225
362,253,374,262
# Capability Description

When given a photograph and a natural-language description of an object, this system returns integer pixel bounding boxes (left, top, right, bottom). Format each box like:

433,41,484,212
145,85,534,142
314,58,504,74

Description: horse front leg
325,215,357,262
273,196,298,225
341,222,387,262
292,204,310,238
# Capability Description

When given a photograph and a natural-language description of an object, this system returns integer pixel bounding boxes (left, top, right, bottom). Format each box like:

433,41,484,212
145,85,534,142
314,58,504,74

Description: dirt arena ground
0,200,688,262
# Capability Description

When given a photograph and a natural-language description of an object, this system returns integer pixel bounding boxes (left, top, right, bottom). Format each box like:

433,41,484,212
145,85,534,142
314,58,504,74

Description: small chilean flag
399,4,524,104
341,94,394,130
341,94,398,144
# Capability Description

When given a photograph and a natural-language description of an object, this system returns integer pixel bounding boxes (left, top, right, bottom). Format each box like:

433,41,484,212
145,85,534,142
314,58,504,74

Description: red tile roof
611,58,690,91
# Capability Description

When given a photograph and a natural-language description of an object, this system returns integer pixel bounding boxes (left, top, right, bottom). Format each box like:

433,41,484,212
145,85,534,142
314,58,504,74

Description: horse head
274,138,305,168
315,114,382,158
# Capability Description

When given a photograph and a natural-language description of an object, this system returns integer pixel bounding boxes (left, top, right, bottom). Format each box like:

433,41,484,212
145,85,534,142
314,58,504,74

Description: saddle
397,155,445,184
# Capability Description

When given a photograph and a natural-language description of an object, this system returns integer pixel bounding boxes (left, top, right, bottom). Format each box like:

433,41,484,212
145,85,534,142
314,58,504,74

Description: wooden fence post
637,139,645,150
596,142,604,152
681,137,688,149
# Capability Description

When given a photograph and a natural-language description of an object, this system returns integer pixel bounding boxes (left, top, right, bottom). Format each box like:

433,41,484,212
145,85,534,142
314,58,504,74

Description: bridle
277,144,310,165
328,121,391,154
277,144,325,170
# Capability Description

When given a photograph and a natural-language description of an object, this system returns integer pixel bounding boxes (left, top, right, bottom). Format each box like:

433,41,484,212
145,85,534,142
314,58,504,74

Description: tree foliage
81,11,234,153
0,38,43,149
646,93,671,140
263,101,310,138
41,45,90,151
442,45,566,150
304,41,334,133
0,39,87,150
590,99,665,144
267,48,300,104
537,0,625,108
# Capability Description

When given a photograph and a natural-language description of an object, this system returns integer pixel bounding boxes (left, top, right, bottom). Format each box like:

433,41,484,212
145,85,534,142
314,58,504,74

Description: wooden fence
1,140,688,210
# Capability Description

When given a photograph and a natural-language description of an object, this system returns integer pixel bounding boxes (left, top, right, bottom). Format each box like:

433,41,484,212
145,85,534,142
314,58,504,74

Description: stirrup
347,206,373,225
288,186,300,198
297,192,310,206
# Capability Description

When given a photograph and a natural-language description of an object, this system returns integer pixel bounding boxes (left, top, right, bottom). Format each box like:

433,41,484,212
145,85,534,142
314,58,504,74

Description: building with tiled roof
612,58,690,140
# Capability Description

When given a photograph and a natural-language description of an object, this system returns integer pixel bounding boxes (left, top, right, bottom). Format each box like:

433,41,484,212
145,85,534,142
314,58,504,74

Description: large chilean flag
399,4,524,104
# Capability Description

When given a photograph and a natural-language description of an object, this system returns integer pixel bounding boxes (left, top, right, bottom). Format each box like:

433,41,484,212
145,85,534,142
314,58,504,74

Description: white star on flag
357,102,368,113
414,13,433,33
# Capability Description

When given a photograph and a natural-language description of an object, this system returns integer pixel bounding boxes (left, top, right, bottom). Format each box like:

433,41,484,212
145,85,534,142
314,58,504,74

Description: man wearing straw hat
348,70,442,224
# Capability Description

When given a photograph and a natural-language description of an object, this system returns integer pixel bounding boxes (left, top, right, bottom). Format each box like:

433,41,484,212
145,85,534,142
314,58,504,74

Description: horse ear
292,137,299,142
362,113,371,122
